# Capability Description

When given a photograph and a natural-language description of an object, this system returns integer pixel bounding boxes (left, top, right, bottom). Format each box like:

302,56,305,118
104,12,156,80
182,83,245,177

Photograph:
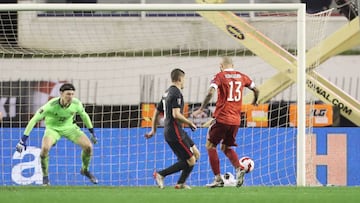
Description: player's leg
154,158,186,189
77,134,98,184
41,128,60,186
191,144,200,161
175,134,197,189
186,134,200,161
77,135,98,184
154,138,194,189
221,125,245,187
154,141,187,188
220,125,241,168
206,121,225,188
221,143,245,187
153,171,165,189
64,126,97,184
76,135,92,169
175,156,195,189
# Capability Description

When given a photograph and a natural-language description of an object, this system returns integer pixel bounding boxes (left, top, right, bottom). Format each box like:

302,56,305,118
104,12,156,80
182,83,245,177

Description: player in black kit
145,68,200,189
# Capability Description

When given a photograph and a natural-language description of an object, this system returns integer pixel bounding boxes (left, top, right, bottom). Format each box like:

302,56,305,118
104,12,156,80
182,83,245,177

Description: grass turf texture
1,186,360,203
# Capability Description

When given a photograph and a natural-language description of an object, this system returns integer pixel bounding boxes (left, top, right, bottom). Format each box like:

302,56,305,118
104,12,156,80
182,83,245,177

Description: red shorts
207,120,239,146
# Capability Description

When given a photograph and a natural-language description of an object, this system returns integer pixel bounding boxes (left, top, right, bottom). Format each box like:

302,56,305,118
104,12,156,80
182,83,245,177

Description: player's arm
145,99,163,139
77,101,97,144
247,80,259,105
250,86,259,105
192,86,216,116
145,108,161,138
172,108,196,131
23,110,45,136
78,106,94,129
16,106,46,153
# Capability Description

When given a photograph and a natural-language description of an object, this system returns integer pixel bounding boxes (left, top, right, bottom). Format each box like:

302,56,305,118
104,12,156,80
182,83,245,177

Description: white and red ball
239,157,254,173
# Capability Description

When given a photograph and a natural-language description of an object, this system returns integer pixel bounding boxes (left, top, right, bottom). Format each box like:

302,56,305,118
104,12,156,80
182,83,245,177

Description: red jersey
210,68,254,126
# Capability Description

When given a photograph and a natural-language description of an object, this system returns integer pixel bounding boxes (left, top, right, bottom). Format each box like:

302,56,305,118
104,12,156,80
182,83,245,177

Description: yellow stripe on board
196,2,360,125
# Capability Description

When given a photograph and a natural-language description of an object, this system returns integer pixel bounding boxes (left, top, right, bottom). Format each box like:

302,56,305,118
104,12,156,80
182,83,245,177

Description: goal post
296,4,306,187
0,3,313,186
0,3,305,12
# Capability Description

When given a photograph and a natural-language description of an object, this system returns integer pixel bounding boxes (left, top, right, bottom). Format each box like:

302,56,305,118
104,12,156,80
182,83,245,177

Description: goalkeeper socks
40,155,49,177
81,150,91,171
207,148,220,175
224,148,241,168
177,164,194,184
159,160,187,177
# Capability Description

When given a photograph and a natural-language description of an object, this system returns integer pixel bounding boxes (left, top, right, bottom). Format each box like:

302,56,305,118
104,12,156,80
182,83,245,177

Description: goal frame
0,3,306,186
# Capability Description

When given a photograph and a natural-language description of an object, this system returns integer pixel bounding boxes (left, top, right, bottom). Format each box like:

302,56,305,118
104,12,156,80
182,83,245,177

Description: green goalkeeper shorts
44,125,85,144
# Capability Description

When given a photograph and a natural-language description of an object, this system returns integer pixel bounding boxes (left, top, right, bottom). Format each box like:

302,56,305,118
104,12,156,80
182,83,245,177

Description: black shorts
167,134,194,161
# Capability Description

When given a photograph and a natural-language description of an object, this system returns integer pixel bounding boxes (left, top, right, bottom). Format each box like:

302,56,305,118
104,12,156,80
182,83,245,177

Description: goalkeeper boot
42,176,50,186
153,172,164,189
236,168,246,187
80,169,98,184
206,176,224,188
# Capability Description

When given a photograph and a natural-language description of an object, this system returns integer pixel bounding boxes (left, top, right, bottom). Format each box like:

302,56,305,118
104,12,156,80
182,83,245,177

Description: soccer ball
239,157,255,173
202,0,226,3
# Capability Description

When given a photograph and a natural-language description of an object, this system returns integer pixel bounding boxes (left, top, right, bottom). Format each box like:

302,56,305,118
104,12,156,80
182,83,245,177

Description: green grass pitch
1,186,360,203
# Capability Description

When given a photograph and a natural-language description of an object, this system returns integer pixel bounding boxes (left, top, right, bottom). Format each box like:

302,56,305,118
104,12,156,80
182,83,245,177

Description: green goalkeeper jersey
24,97,93,136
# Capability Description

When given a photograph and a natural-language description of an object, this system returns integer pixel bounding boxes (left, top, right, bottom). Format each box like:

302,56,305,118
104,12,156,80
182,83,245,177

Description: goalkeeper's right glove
88,128,97,144
16,135,28,153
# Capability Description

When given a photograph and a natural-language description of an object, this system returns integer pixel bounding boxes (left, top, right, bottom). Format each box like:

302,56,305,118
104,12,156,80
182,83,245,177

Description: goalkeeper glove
16,135,28,153
88,128,97,144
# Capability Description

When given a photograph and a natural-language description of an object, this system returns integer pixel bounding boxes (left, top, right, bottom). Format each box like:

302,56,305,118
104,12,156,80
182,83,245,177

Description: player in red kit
193,56,259,188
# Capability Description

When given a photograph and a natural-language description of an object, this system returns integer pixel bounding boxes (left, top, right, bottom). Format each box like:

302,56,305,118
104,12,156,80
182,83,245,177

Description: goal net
0,2,332,186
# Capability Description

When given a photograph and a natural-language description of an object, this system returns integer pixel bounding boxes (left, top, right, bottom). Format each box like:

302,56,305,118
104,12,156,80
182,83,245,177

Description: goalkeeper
16,83,98,185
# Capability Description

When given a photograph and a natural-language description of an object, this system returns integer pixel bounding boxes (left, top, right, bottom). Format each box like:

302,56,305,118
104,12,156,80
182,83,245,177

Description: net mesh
0,4,332,186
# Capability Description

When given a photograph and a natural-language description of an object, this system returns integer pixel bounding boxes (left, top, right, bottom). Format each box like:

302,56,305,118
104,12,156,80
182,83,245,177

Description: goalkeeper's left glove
88,128,98,144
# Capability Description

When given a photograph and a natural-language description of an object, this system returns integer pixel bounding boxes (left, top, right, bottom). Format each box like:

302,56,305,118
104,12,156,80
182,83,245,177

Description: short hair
59,83,76,92
222,56,233,65
171,68,185,82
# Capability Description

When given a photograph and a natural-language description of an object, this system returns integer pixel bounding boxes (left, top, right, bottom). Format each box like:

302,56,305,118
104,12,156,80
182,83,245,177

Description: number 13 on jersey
227,81,242,102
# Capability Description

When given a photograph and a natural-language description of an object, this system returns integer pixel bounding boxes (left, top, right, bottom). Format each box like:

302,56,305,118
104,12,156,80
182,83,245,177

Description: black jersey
156,85,186,142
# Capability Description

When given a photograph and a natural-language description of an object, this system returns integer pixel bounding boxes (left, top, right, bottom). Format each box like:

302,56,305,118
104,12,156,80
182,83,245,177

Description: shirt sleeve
77,101,93,129
156,99,164,113
244,74,256,89
23,105,47,136
171,91,182,109
210,73,220,90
